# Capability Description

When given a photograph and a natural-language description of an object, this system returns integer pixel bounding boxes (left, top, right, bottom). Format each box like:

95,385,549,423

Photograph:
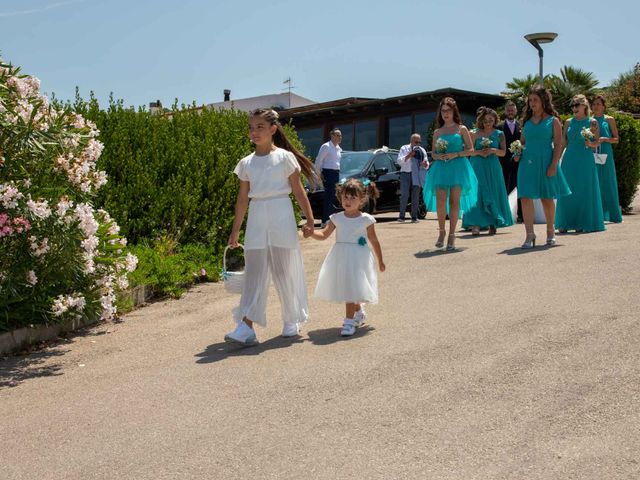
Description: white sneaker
224,321,258,346
341,318,357,337
282,322,300,338
354,305,367,327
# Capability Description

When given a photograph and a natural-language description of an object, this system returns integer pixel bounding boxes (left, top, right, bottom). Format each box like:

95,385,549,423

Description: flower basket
222,245,244,294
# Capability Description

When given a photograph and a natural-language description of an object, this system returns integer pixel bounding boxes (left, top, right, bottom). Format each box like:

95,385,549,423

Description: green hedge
611,113,640,213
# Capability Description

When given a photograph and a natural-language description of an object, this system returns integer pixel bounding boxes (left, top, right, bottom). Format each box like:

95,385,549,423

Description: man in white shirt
315,129,342,226
397,133,429,222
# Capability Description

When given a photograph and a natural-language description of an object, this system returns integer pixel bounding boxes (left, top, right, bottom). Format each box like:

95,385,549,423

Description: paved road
2,202,640,480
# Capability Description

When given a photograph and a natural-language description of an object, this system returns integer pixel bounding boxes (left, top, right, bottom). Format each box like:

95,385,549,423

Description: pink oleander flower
74,203,99,237
0,183,24,209
26,270,38,286
52,293,86,317
124,252,139,273
26,198,52,220
30,236,50,257
0,213,8,226
12,217,31,233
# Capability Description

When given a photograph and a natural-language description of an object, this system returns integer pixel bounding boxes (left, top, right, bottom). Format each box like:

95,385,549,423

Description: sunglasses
441,107,453,113
570,103,582,108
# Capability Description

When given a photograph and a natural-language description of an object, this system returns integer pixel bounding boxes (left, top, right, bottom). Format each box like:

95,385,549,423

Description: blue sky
1,0,638,108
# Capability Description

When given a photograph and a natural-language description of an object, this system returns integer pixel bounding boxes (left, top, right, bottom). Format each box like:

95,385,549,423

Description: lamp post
524,32,558,83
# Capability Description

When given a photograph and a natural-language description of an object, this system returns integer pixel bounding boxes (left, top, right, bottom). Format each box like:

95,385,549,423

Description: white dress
232,148,308,327
314,212,378,304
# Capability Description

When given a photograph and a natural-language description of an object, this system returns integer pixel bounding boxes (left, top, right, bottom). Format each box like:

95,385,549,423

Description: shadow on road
306,325,375,345
195,335,307,364
0,348,67,389
497,244,561,255
414,248,465,259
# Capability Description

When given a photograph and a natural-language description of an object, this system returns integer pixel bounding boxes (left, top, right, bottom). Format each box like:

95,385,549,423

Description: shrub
0,58,136,331
611,112,640,212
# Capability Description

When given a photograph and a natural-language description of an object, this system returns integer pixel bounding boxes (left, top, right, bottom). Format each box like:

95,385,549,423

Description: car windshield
340,152,373,178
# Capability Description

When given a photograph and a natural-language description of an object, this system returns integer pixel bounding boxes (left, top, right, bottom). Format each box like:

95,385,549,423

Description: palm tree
504,74,543,110
548,66,599,113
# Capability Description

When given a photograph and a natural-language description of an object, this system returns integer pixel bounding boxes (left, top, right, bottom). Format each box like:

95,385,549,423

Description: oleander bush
0,58,137,331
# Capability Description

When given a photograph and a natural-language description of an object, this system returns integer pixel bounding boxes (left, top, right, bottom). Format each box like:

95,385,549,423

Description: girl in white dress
225,108,318,346
307,179,385,336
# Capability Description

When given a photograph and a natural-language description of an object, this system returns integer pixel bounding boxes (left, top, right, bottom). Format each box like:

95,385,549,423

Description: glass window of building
333,123,354,151
414,112,437,144
461,113,477,129
297,127,324,159
387,116,412,150
354,120,378,151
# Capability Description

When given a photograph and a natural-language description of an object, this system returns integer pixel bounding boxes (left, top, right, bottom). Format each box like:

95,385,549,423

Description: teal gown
555,117,605,232
462,130,514,229
518,115,571,199
423,132,478,215
594,115,623,222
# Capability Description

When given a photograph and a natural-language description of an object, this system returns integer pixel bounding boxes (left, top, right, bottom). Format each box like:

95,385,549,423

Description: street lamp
524,32,558,83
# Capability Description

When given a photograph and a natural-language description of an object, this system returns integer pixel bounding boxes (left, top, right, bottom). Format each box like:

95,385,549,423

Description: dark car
306,147,429,220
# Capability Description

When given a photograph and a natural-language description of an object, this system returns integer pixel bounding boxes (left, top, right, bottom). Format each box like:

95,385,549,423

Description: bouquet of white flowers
435,138,448,153
509,140,523,155
480,137,493,149
581,126,595,141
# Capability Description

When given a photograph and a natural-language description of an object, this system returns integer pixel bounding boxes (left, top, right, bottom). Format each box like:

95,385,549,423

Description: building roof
207,92,316,112
280,87,505,121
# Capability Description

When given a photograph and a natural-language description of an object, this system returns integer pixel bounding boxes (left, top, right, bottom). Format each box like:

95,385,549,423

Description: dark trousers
321,168,340,223
500,157,522,220
399,172,422,220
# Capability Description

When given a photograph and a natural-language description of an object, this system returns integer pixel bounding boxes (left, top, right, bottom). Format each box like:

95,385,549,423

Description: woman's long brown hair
522,85,559,124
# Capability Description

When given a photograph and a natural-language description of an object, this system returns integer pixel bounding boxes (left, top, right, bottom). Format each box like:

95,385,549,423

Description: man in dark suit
498,101,522,222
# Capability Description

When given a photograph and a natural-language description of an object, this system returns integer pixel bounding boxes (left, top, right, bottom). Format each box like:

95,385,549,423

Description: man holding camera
397,133,429,223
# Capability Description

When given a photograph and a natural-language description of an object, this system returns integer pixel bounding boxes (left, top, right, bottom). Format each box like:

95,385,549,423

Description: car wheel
418,199,427,219
367,198,376,215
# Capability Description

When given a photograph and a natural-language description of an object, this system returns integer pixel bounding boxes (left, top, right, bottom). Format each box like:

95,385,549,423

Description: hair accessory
271,109,279,119
362,179,371,186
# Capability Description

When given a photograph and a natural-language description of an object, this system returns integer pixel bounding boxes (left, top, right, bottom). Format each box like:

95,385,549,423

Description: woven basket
222,245,244,294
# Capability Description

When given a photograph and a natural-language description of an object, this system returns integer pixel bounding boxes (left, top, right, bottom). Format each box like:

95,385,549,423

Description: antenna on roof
283,77,296,108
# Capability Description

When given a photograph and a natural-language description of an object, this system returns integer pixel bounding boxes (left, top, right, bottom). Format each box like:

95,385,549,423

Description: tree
548,66,599,114
504,74,546,110
608,63,640,114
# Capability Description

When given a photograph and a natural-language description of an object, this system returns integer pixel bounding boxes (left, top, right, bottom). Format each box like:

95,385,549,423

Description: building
279,87,505,157
206,90,316,112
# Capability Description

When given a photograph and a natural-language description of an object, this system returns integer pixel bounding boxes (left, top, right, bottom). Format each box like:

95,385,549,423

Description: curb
0,284,154,357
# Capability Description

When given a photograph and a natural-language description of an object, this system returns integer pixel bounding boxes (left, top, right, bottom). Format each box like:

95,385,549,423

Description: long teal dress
555,117,605,232
518,115,571,199
462,130,514,229
594,115,623,222
423,131,478,215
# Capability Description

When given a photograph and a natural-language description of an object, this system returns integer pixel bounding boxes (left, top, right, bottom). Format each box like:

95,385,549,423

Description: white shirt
506,119,517,135
397,144,427,173
315,141,342,171
233,148,300,199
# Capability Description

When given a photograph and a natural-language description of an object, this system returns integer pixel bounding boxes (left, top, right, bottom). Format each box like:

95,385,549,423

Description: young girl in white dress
306,179,385,336
225,108,318,346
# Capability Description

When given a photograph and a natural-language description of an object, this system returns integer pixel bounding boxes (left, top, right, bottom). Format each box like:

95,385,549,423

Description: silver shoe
546,230,557,246
521,233,536,249
435,229,446,248
446,234,457,251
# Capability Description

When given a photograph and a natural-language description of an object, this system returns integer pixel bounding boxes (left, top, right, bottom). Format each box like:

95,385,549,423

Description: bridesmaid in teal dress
555,94,605,233
515,85,571,248
463,107,513,235
591,94,623,223
423,97,478,251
